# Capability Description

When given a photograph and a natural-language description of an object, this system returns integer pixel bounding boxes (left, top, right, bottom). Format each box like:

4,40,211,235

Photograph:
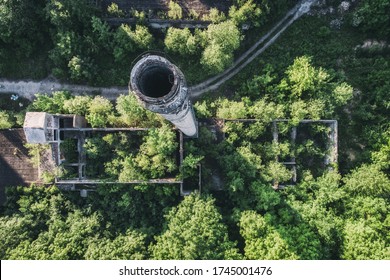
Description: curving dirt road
0,77,128,101
0,0,317,101
189,0,317,98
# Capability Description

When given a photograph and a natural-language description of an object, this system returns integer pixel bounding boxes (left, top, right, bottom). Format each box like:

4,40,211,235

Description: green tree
332,82,354,106
200,20,241,73
371,129,390,170
306,99,325,120
345,196,389,227
354,0,390,39
107,2,124,17
0,110,14,129
84,136,110,160
239,211,297,259
250,98,285,121
113,24,153,62
86,96,114,127
85,230,147,260
165,28,198,55
168,1,183,20
194,100,213,118
181,154,204,179
63,95,92,116
289,100,309,126
0,0,47,55
265,161,292,186
343,164,390,197
0,215,34,259
240,210,323,260
239,64,277,98
9,210,102,259
131,25,154,50
115,94,160,127
49,31,81,77
1,185,79,259
68,55,96,82
283,171,345,259
45,0,93,31
135,125,178,178
340,164,389,259
216,99,248,119
203,8,226,23
229,0,269,27
113,24,136,61
218,145,257,193
44,0,103,82
150,194,241,259
116,155,145,181
250,181,281,212
31,91,72,113
205,20,241,51
89,183,177,232
201,44,233,73
285,56,330,98
341,220,389,260
91,16,113,51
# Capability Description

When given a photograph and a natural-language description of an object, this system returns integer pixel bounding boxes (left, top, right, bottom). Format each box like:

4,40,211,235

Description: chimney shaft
129,55,197,137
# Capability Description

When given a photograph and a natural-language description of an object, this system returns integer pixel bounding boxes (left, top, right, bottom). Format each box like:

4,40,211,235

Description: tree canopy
0,0,389,262
150,194,241,259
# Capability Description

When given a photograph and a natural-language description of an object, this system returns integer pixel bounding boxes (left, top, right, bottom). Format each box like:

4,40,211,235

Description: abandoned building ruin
21,111,193,197
23,112,88,181
24,112,87,145
11,55,201,199
0,54,339,202
130,54,198,137
201,118,338,190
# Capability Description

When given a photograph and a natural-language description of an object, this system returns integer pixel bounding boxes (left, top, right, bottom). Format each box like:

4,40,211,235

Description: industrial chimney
129,54,197,137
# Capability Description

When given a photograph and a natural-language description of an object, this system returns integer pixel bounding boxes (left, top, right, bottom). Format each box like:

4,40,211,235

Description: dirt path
189,0,317,98
0,78,128,101
0,0,316,102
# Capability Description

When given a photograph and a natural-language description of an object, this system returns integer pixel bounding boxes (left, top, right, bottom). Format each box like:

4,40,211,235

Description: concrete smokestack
129,54,197,137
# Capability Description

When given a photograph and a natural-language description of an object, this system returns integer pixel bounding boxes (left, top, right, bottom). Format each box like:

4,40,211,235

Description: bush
86,96,114,128
168,1,183,20
31,91,72,114
0,111,14,129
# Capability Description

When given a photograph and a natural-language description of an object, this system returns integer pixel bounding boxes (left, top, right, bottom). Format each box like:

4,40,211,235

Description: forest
0,0,389,260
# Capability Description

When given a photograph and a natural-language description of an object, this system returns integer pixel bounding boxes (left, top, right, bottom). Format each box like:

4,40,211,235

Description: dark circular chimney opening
138,66,174,98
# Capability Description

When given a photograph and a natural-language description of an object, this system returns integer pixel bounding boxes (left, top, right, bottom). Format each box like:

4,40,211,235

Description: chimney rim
129,54,180,104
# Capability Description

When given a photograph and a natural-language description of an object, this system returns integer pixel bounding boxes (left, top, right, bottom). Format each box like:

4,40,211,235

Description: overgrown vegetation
0,0,288,85
0,94,29,128
83,127,178,181
0,0,389,260
29,91,163,128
